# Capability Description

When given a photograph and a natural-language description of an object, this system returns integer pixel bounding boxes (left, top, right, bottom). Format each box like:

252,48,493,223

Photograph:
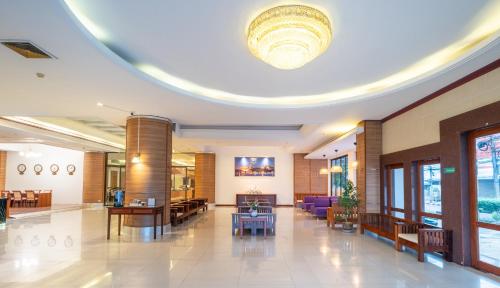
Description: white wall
3,144,84,204
211,146,294,205
382,68,500,154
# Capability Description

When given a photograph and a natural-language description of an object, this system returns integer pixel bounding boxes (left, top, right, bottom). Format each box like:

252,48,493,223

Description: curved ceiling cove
62,0,500,108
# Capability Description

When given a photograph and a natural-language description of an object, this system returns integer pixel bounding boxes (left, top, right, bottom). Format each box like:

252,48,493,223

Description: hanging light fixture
319,154,329,174
131,116,141,164
247,5,332,70
330,149,343,173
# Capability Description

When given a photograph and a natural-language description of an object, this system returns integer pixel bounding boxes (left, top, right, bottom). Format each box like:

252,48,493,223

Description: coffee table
239,216,267,238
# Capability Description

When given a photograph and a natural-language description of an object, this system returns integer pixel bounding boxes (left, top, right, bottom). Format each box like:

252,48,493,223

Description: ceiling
0,0,499,152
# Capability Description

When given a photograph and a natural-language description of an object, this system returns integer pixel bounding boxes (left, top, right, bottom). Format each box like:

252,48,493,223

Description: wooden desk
236,194,277,207
107,206,164,240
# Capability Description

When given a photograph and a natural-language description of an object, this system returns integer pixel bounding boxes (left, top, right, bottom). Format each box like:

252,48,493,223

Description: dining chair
25,190,36,207
12,190,23,207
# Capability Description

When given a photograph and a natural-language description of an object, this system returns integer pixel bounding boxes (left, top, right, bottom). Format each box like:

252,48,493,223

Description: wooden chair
25,190,37,207
12,191,23,207
326,204,358,228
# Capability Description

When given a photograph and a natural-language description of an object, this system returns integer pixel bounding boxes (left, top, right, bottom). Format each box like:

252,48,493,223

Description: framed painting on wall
235,157,275,176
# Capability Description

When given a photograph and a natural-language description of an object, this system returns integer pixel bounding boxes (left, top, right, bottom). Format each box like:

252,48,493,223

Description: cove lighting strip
63,0,500,108
2,116,125,150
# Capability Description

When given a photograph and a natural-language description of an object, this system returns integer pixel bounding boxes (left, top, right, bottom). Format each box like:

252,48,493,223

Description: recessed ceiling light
97,102,104,107
247,5,332,70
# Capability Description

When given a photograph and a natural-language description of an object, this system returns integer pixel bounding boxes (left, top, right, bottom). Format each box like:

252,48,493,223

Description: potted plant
247,199,259,217
338,180,360,232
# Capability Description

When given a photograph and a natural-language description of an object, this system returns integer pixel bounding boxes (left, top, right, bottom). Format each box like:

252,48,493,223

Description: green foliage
492,211,500,222
338,180,360,222
478,198,500,214
246,199,259,210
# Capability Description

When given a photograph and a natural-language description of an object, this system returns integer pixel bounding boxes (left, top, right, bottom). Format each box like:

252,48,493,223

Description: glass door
469,127,500,275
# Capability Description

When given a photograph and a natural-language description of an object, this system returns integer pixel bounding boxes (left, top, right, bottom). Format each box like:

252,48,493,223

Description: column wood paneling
293,153,328,202
356,120,382,213
125,116,172,227
0,151,6,191
82,152,105,203
195,153,216,203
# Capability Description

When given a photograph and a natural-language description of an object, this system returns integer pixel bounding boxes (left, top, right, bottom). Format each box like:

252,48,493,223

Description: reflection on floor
9,204,83,219
0,207,498,288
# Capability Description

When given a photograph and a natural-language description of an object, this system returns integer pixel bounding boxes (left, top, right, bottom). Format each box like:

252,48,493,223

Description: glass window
421,163,442,215
391,167,404,210
471,129,500,272
331,155,348,196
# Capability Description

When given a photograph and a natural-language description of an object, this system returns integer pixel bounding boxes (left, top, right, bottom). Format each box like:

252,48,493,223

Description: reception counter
236,194,277,207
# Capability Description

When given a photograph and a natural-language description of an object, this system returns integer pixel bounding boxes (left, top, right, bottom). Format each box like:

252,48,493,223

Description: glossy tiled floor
0,207,498,288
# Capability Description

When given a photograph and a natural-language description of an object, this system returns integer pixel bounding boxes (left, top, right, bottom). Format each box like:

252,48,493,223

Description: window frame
416,159,442,227
385,164,405,219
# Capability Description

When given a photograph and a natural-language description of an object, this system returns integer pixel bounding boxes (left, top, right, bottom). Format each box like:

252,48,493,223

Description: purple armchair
330,196,338,205
311,197,331,218
303,196,315,212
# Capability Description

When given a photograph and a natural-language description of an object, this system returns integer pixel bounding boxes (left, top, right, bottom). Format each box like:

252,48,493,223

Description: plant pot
250,210,258,217
342,222,355,232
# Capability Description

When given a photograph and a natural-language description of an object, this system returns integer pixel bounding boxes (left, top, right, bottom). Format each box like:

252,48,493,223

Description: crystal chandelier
247,5,332,70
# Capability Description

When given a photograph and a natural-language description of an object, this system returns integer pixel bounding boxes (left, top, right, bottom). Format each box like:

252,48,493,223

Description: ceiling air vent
1,41,54,59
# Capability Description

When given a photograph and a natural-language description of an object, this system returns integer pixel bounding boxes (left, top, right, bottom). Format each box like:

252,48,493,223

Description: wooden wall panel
293,153,328,202
195,153,216,203
294,153,310,194
0,151,6,191
356,121,382,213
82,152,105,203
356,131,366,212
310,159,328,193
365,121,382,213
125,116,172,227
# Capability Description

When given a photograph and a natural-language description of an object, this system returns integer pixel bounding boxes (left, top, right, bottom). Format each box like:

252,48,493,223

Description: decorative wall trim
382,59,500,123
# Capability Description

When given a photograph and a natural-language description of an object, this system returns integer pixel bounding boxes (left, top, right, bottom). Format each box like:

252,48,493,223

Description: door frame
468,125,500,275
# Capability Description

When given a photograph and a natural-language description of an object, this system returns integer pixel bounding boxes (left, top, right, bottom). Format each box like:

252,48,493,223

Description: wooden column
125,115,172,227
356,120,382,213
82,152,106,203
195,153,215,203
0,151,6,191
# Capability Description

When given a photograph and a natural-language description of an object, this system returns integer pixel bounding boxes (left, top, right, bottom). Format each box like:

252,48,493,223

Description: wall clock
50,164,59,175
34,164,43,175
67,164,76,175
17,164,26,175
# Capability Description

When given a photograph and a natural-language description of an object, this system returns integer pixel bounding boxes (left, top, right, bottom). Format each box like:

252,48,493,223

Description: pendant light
319,154,329,175
330,149,343,173
131,116,141,164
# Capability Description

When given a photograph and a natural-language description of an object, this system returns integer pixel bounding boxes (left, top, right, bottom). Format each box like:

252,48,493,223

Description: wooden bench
326,204,358,228
359,213,452,262
170,200,207,226
395,222,453,262
359,213,399,240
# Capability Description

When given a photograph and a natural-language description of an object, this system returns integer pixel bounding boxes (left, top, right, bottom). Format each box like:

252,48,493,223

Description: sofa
311,197,331,218
302,196,316,212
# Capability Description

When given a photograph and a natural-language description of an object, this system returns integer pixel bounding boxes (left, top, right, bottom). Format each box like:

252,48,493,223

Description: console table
236,194,277,207
107,206,164,240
